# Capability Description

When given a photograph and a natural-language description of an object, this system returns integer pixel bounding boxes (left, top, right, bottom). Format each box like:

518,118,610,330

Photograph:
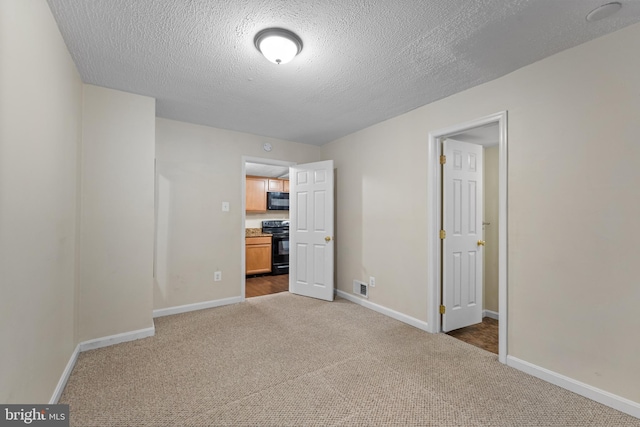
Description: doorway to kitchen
426,111,508,363
242,157,294,299
245,274,289,298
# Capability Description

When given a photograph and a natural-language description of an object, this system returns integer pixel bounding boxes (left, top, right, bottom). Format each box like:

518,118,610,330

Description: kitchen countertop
246,228,271,238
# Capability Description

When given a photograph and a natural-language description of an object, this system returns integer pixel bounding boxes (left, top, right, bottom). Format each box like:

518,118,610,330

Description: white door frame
241,156,296,301
426,111,508,363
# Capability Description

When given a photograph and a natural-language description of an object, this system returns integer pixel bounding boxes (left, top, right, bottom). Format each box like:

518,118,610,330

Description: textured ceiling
245,162,289,178
47,0,640,146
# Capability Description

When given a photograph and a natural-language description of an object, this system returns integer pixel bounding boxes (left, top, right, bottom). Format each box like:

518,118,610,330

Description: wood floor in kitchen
246,274,289,298
446,317,499,354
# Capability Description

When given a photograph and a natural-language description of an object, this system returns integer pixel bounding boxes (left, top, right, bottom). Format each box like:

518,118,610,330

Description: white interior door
442,139,483,332
289,160,335,301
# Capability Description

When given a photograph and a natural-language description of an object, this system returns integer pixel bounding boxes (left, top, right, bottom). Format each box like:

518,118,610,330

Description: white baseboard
79,325,155,352
49,344,80,404
483,309,499,320
507,356,640,419
51,325,156,402
153,296,243,318
336,290,429,332
52,297,242,401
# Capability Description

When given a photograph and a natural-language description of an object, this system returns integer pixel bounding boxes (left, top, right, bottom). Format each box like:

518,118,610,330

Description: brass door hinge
439,305,446,314
439,230,446,239
440,155,446,165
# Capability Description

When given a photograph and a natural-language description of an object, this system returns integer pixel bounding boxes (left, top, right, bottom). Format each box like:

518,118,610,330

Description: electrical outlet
369,276,376,287
222,202,230,212
214,271,222,282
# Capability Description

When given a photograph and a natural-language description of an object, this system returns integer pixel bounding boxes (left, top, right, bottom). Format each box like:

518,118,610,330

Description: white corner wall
78,85,156,342
154,118,321,310
321,22,640,404
0,0,82,403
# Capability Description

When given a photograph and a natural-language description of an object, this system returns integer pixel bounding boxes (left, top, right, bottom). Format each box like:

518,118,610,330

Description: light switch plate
222,202,230,212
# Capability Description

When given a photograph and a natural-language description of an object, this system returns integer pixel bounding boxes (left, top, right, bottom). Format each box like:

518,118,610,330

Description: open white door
442,139,483,332
289,160,334,301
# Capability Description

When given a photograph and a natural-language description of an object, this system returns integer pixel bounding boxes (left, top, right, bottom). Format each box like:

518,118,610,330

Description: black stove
262,220,289,275
261,220,289,236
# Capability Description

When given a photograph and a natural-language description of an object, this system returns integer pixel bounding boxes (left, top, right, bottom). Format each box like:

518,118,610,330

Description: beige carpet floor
60,293,639,426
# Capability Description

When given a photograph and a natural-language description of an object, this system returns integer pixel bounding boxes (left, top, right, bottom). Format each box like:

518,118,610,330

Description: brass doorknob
325,236,332,242
477,240,486,246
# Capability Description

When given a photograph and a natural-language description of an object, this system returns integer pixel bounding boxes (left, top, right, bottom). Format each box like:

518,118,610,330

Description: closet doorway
427,111,508,363
439,124,500,354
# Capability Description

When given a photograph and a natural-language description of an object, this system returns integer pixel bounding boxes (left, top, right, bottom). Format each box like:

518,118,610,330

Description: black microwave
267,192,289,210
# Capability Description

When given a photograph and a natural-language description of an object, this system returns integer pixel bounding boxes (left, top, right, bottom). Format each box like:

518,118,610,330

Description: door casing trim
426,111,508,364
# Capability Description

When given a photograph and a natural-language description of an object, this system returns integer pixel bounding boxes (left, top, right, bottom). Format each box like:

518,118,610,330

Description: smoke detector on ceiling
586,2,622,22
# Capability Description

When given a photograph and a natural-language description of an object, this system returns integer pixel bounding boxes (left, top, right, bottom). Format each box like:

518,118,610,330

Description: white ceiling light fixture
254,28,303,65
586,2,622,22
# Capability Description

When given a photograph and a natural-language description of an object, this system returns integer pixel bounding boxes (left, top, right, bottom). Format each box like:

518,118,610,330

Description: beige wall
154,118,320,310
0,0,82,402
246,212,290,229
78,85,156,341
321,22,640,402
322,117,430,321
483,146,499,313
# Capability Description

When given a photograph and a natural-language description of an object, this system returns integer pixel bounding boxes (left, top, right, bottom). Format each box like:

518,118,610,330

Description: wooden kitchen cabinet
246,236,272,275
246,176,290,212
268,179,284,192
246,176,267,212
268,178,289,193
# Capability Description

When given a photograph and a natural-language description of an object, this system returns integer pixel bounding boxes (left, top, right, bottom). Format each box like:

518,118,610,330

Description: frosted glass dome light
254,28,303,65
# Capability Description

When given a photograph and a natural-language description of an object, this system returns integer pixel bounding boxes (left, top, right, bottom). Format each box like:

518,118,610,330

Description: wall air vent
353,280,369,299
